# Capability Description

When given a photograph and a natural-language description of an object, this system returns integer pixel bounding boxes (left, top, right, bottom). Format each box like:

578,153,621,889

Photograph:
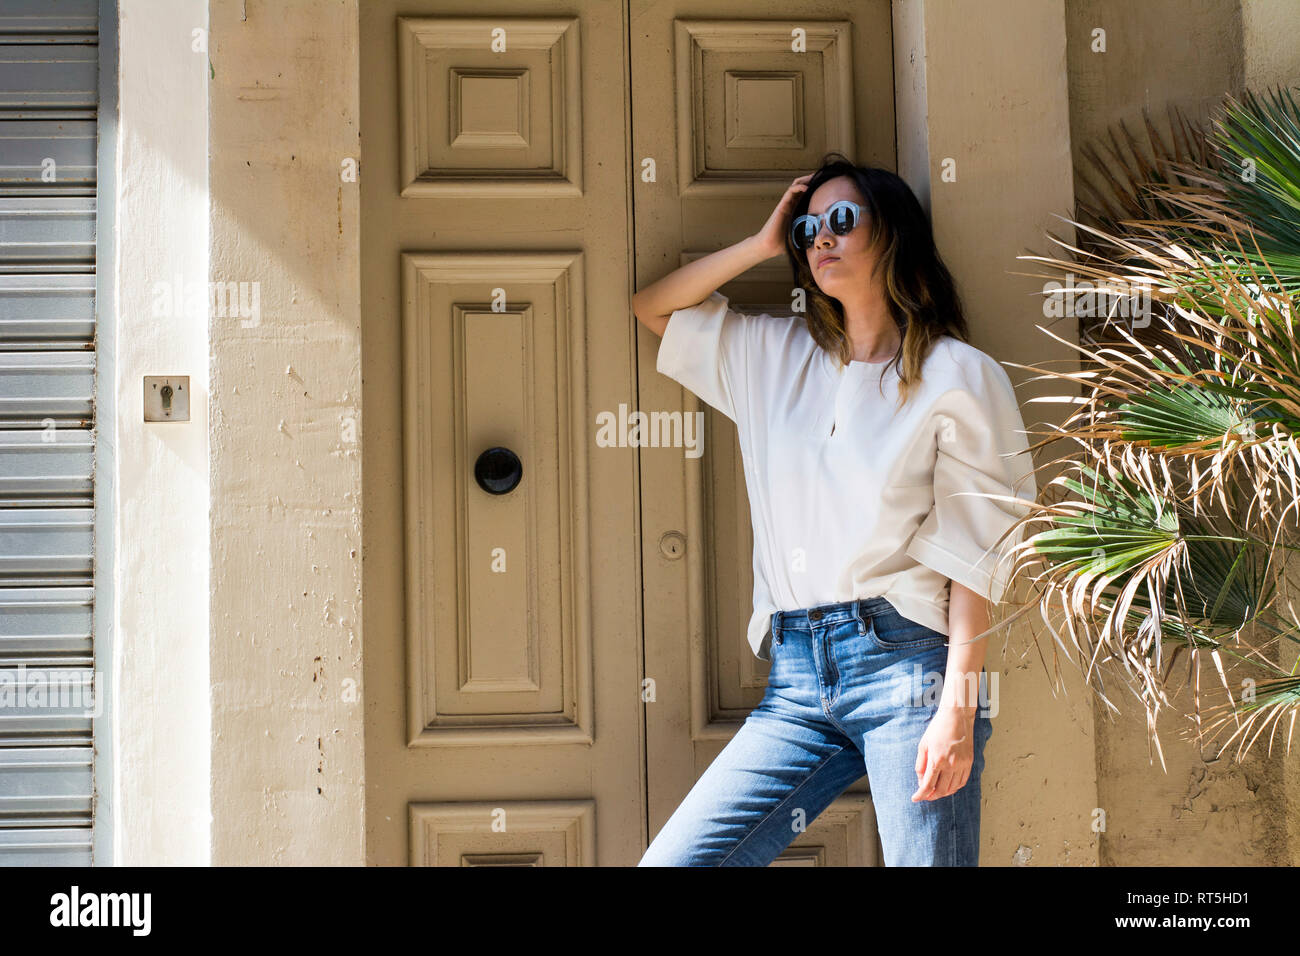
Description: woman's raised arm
630,174,812,337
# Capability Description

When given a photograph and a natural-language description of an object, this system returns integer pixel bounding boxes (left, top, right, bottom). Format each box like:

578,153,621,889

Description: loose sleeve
904,354,1037,604
655,291,746,423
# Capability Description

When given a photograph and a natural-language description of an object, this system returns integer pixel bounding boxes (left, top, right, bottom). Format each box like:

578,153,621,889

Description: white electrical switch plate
143,376,190,422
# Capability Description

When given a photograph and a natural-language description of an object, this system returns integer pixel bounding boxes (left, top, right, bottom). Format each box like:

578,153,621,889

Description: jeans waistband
771,596,895,633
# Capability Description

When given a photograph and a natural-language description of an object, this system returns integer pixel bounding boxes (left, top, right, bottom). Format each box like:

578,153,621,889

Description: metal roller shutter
0,0,101,866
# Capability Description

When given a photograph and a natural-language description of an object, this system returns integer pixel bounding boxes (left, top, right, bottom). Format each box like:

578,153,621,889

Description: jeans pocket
765,626,784,673
867,611,947,652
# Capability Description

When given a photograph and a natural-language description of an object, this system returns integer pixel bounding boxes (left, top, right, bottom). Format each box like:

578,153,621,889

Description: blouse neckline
821,348,897,385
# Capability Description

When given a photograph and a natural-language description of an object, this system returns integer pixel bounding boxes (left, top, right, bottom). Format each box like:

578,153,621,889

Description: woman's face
801,176,877,299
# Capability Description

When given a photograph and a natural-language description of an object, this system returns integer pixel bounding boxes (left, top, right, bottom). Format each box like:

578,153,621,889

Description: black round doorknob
474,446,523,495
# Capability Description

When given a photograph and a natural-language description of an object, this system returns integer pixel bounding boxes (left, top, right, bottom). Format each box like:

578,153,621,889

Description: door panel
402,252,590,741
634,1,896,865
362,2,641,866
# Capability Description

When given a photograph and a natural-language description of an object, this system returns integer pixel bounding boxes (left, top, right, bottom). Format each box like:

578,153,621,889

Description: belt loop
853,599,867,634
773,611,783,644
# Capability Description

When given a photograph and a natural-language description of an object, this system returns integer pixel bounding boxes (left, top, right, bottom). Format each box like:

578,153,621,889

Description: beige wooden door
362,0,895,867
633,1,897,866
361,1,642,866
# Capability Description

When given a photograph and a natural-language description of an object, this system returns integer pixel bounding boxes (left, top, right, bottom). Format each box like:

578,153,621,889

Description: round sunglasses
790,199,865,250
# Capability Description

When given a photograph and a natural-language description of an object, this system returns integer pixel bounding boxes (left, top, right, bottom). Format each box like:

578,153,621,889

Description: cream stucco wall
206,0,364,865
106,0,211,865
109,0,364,867
1241,0,1300,90
896,0,1096,866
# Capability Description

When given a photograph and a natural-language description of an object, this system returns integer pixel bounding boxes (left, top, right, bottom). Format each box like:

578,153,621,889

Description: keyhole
161,384,173,411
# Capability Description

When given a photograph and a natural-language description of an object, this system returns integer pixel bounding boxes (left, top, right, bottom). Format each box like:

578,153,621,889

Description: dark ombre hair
784,153,969,404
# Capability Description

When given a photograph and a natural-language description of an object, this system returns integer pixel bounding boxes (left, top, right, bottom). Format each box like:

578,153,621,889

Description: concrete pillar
207,0,364,864
109,0,212,866
893,0,1097,865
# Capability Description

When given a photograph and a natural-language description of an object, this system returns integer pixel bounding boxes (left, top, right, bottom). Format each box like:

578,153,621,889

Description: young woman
631,154,1037,866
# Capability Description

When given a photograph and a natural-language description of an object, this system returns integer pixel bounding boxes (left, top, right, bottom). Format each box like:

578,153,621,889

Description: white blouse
655,291,1037,661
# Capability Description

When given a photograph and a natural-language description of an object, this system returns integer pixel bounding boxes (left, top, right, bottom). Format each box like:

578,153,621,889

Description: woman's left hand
912,707,976,801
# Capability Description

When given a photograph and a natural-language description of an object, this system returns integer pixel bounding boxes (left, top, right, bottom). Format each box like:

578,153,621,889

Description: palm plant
1002,85,1300,767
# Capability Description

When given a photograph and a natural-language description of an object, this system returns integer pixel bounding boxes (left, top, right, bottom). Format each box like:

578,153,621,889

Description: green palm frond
1007,85,1300,761
1207,87,1300,253
1133,86,1300,299
1114,371,1253,446
1196,673,1300,758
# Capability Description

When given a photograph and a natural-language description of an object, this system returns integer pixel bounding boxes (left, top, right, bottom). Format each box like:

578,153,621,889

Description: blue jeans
639,596,994,866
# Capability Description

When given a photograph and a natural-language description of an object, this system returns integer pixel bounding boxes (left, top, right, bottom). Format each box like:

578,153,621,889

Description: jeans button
809,609,822,621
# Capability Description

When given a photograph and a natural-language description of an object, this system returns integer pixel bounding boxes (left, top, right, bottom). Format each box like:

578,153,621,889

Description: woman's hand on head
752,174,813,260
